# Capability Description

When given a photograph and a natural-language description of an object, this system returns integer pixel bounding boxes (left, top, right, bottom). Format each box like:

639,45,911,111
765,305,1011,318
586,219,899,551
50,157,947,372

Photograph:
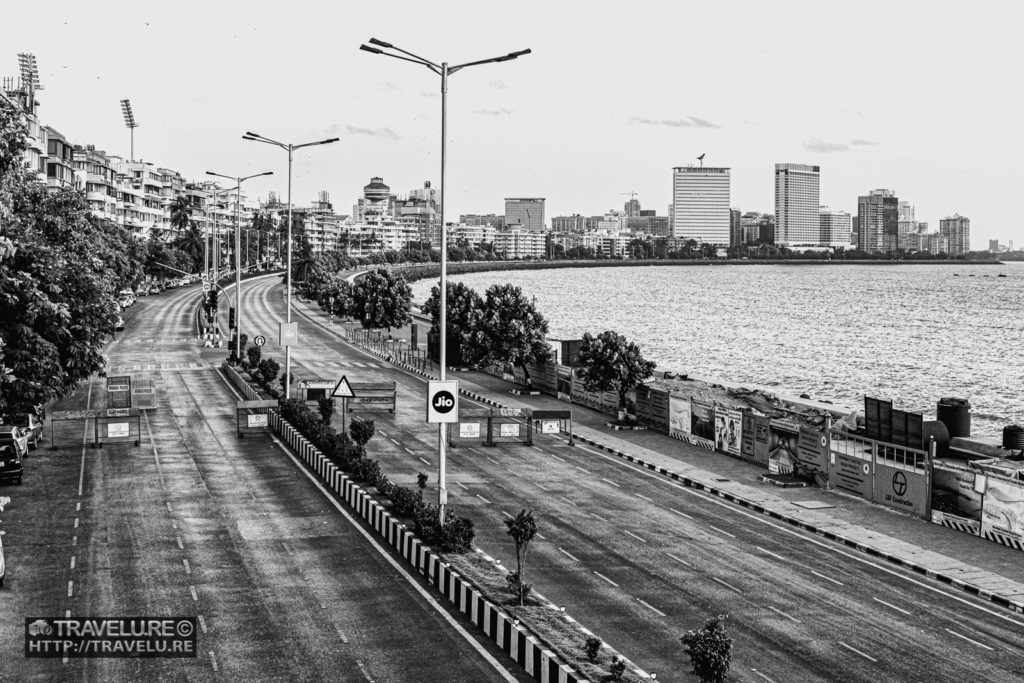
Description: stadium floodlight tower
120,99,138,162
359,37,531,524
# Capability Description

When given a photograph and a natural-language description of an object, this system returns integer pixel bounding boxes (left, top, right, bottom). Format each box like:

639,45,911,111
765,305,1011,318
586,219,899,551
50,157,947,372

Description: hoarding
932,464,982,520
668,395,691,439
689,400,715,446
714,409,743,457
981,477,1024,542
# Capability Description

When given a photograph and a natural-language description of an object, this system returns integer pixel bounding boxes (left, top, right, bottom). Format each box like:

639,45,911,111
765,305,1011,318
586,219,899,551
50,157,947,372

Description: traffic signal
207,288,218,310
228,307,236,330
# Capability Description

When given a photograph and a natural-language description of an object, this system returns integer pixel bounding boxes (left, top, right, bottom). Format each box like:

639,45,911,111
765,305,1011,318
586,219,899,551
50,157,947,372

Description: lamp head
368,37,393,48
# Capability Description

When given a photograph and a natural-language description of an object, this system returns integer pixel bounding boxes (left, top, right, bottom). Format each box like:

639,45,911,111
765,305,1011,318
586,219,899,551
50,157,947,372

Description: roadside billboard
797,426,829,483
981,477,1024,543
715,409,743,457
668,395,691,440
689,400,715,447
932,463,982,520
768,420,800,474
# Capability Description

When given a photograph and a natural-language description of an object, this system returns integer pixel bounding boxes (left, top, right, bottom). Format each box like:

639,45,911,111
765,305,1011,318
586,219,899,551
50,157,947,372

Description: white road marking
751,668,779,683
669,507,693,519
811,570,844,586
558,496,577,507
872,597,912,616
664,551,691,567
548,453,566,462
166,502,173,513
404,447,415,455
945,628,995,651
176,536,184,550
592,513,608,522
67,581,73,597
334,623,349,643
636,493,653,502
768,605,801,623
623,530,647,543
575,466,591,474
76,502,80,512
712,576,742,594
70,556,75,570
594,571,619,587
837,641,877,662
637,598,666,617
601,477,621,488
756,546,787,562
74,517,79,529
72,536,77,547
356,659,375,682
559,548,580,562
507,469,521,476
377,429,387,436
535,483,550,491
268,433,520,683
418,457,431,466
190,585,198,601
77,381,92,497
209,650,219,672
536,532,546,540
708,524,736,539
476,494,492,504
487,457,500,465
455,482,468,490
183,559,191,574
198,615,207,634
390,438,400,446
502,511,514,519
532,446,543,452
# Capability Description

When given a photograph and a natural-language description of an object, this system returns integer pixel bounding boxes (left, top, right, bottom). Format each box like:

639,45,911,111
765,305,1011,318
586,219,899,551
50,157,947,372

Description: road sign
333,376,355,398
427,380,459,423
253,334,266,347
279,322,298,347
202,281,211,292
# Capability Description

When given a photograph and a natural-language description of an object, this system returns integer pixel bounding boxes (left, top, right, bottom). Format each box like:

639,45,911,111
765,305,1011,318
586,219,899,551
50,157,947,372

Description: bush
681,615,733,683
318,397,335,423
609,657,626,681
350,457,382,484
249,370,264,385
389,485,424,518
505,571,532,604
350,418,375,452
416,472,428,489
584,636,602,662
246,345,262,368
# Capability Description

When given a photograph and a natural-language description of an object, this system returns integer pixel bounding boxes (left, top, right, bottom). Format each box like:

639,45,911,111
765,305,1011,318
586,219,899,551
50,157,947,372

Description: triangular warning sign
333,376,355,398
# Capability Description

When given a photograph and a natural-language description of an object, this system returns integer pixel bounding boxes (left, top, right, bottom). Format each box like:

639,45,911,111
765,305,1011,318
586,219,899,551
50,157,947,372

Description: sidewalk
292,294,1024,615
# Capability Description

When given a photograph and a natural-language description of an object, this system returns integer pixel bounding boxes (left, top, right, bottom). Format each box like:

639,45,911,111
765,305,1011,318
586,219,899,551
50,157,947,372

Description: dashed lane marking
548,453,566,462
558,496,577,507
72,536,77,547
282,542,294,555
837,641,877,663
476,494,492,504
872,597,911,616
756,546,787,562
70,556,75,569
945,629,994,651
501,511,514,519
198,615,207,634
209,650,219,672
637,598,666,617
664,551,691,567
67,581,73,598
176,536,184,550
751,668,779,683
455,482,469,490
591,513,608,523
418,457,431,466
636,493,653,502
574,466,591,474
535,483,550,491
708,525,736,539
390,438,400,446
768,605,801,623
600,477,621,488
404,447,415,455
74,518,79,529
712,576,742,594
189,585,198,601
334,623,349,643
487,457,500,465
669,507,693,519
183,559,191,574
594,571,619,587
558,548,580,562
811,569,844,587
623,530,647,543
356,659,375,682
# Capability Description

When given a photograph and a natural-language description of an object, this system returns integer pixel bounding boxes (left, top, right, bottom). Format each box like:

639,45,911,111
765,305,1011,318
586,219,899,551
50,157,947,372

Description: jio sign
427,380,459,423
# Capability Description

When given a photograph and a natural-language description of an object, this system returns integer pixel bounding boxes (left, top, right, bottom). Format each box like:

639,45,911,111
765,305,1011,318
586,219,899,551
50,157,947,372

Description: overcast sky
8,1,1021,247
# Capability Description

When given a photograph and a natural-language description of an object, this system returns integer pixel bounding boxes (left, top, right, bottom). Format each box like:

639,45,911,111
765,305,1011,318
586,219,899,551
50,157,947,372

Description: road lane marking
74,518,79,529
872,597,911,616
535,483,550,491
502,511,514,519
601,478,621,488
532,446,543,452
70,556,75,569
756,546,787,562
390,438,400,446
558,496,577,507
77,381,93,497
76,502,80,512
559,548,580,562
487,457,500,465
837,641,877,662
418,457,431,466
404,447,415,455
669,507,693,519
811,570,844,586
356,659,374,682
190,585,198,601
708,525,736,539
945,629,994,651
72,535,77,547
594,571,619,587
536,532,546,540
767,606,801,623
637,599,666,617
592,513,608,522
176,536,185,550
67,581,73,597
209,650,219,672
712,577,742,594
183,559,191,574
751,669,779,683
548,453,566,462
635,493,653,502
166,502,173,513
455,482,468,490
267,432,520,683
476,494,492,504
575,466,591,474
334,623,349,643
664,552,691,567
378,430,387,436
198,615,207,634
623,530,647,543
508,469,521,476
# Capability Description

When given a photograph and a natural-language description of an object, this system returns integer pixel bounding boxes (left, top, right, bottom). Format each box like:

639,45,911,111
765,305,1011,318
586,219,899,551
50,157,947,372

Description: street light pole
242,132,339,399
360,38,530,524
207,170,273,363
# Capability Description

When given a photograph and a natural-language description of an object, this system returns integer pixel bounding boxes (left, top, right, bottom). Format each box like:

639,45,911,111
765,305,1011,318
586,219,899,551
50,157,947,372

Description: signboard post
333,375,355,434
427,381,459,424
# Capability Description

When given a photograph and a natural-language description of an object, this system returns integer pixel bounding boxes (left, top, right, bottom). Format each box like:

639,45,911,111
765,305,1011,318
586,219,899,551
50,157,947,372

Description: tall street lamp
360,37,530,523
242,132,339,399
207,170,273,362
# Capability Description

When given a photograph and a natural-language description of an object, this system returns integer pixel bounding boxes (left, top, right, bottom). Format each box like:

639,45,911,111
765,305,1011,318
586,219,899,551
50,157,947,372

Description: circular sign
202,281,211,292
253,335,266,347
892,471,908,496
431,390,456,414
862,463,870,475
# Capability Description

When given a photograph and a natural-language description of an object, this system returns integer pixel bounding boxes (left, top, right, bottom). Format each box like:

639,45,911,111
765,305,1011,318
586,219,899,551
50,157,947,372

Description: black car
0,444,22,485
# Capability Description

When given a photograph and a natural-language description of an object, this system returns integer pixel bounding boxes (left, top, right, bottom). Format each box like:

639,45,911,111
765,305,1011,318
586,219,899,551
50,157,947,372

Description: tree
574,330,656,422
422,281,487,367
504,509,537,606
169,195,193,233
349,418,375,456
351,268,413,332
477,284,551,386
172,221,205,273
680,615,733,683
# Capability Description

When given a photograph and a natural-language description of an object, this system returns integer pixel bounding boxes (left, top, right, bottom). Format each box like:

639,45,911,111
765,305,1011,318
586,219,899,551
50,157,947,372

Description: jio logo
432,391,455,413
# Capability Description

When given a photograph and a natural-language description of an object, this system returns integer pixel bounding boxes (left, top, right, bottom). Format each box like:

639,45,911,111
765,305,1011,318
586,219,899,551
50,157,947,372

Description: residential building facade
774,163,821,246
671,166,731,245
857,189,899,254
939,214,970,256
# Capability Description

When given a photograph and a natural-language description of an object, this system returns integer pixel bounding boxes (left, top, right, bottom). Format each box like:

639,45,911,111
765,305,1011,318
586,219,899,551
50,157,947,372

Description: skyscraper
857,189,899,254
939,214,970,256
504,198,546,232
819,207,853,248
671,166,731,245
774,163,820,246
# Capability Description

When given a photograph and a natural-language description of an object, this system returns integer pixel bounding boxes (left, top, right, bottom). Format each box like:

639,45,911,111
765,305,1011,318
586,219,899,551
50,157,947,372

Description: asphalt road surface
236,273,1024,683
0,279,532,683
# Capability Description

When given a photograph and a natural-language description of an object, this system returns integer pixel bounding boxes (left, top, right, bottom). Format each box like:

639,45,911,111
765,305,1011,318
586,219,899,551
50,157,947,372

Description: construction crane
621,191,639,201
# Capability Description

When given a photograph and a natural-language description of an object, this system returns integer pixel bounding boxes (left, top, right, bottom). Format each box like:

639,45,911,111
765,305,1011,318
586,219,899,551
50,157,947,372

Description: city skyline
5,1,1020,248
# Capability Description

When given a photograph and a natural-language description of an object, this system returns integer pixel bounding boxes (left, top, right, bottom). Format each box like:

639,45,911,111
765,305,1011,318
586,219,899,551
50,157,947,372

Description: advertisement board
752,415,771,464
689,401,715,445
714,409,743,457
931,464,982,520
668,395,691,439
107,423,129,438
768,420,800,474
981,478,1024,542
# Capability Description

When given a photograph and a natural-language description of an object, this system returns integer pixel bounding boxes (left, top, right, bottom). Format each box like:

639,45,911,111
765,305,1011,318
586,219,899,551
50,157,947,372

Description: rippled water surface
411,262,1024,436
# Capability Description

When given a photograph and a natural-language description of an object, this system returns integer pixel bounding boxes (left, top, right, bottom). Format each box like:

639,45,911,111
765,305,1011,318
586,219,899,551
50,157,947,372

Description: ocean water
410,261,1024,437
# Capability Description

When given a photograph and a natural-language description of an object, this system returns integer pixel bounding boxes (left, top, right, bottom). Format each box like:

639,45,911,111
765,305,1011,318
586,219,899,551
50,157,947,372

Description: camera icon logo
27,620,53,636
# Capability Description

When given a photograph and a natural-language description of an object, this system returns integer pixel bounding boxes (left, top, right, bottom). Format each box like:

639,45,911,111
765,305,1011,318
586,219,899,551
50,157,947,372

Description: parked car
0,426,28,459
114,315,125,331
10,414,42,449
149,285,161,295
0,443,22,487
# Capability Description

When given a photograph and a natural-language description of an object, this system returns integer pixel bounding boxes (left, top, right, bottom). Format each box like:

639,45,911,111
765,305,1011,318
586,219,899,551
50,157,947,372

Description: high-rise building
551,214,586,232
857,189,899,254
989,239,1001,253
730,209,743,247
504,198,546,232
624,198,641,217
671,166,731,245
939,214,970,256
819,207,853,248
774,163,820,246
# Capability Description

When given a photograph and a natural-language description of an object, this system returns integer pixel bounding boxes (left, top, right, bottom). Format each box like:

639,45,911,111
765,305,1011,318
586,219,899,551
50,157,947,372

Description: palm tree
170,196,193,235
173,221,205,273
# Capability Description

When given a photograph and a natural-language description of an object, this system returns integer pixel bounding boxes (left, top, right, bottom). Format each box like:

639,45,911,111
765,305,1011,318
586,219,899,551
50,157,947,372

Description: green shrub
416,472,428,489
609,657,626,681
258,358,280,386
584,636,602,662
389,486,423,518
350,458,382,484
506,571,532,604
246,345,262,368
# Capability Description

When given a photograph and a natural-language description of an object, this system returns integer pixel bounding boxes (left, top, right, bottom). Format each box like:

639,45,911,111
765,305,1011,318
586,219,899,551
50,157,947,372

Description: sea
410,261,1024,438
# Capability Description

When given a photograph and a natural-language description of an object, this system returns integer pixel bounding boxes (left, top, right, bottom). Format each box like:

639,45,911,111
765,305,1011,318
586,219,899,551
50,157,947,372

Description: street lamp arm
363,47,440,73
244,134,287,149
451,48,531,72
240,171,274,182
370,39,441,69
294,138,340,150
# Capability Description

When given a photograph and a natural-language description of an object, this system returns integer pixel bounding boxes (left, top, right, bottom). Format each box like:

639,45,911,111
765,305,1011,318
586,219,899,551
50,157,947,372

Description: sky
7,1,1022,247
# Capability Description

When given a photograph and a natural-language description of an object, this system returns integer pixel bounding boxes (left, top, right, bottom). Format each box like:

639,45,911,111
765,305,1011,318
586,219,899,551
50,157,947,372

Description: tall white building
504,198,546,232
939,214,970,256
819,207,853,248
774,163,820,246
671,166,731,245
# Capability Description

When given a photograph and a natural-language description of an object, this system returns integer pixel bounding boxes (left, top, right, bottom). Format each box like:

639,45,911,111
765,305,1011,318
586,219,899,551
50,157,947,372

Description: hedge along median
219,362,646,683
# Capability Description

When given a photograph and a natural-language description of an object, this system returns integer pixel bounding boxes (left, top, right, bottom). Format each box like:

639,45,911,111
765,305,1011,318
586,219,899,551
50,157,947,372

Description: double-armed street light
359,37,530,523
206,170,273,362
242,132,339,399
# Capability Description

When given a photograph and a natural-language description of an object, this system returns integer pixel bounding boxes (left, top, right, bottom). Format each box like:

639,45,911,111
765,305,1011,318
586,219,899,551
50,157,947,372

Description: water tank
1003,425,1024,450
936,397,971,438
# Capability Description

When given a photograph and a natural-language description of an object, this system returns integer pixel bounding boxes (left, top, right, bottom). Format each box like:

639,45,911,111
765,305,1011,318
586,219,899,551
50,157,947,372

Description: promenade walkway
293,294,1024,615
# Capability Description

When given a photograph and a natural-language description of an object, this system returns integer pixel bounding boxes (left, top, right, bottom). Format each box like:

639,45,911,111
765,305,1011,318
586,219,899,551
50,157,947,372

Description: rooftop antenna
697,153,705,168
17,53,43,114
120,99,138,162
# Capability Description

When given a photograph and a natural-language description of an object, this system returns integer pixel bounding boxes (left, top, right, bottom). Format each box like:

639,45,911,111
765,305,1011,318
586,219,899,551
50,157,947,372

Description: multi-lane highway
0,279,530,683
237,273,1024,683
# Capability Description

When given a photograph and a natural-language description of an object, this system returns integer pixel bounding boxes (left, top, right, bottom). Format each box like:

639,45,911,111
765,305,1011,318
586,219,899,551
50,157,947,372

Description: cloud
489,80,507,90
419,90,439,98
803,138,850,153
629,116,720,129
850,138,878,147
345,125,399,140
379,81,399,91
474,107,513,116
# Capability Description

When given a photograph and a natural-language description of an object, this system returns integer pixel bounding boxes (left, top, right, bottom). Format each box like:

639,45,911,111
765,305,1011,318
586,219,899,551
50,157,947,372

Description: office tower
505,198,546,232
939,214,970,256
774,163,821,246
730,209,743,247
624,198,641,217
857,189,899,254
819,207,853,248
671,165,731,245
